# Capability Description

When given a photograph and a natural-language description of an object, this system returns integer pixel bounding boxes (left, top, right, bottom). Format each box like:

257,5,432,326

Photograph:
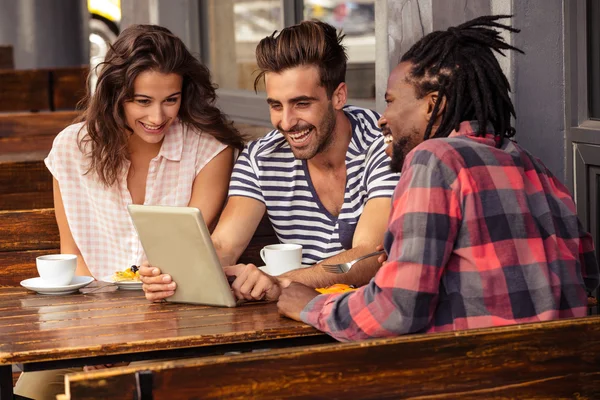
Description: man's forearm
281,245,381,288
212,235,242,267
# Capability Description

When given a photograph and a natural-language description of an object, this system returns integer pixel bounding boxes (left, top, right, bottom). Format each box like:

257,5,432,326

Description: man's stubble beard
390,128,422,173
292,103,337,160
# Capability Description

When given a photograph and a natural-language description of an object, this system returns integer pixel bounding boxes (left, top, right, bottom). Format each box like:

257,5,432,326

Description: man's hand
277,282,319,321
224,263,285,301
376,244,388,265
139,261,177,302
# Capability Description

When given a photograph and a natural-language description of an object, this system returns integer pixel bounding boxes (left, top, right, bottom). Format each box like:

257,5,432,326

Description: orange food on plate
112,266,141,282
315,284,357,294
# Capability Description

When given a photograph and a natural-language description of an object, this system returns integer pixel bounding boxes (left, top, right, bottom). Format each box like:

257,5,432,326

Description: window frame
566,0,600,303
566,0,600,191
199,0,377,126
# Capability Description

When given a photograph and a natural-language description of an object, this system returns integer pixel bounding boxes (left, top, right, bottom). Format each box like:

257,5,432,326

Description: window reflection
207,0,375,99
304,1,376,99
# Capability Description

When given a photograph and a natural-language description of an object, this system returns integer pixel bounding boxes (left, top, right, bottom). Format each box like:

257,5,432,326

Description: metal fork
322,250,385,274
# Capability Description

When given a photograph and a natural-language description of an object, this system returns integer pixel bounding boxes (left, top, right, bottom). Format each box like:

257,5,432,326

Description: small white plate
258,265,310,276
20,276,95,295
100,275,143,291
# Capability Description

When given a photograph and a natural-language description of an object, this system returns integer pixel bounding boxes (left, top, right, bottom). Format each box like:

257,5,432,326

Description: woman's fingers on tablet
143,282,176,293
140,274,171,285
142,281,176,302
139,264,162,277
143,288,174,302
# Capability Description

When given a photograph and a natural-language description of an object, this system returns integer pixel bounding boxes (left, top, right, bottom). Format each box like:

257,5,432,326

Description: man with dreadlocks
277,15,599,341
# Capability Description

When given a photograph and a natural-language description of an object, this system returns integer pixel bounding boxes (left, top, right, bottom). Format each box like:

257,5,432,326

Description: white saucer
258,265,310,276
101,275,143,291
20,276,95,295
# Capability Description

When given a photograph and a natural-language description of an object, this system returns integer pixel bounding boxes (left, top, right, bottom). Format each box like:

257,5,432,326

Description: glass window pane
588,0,600,119
304,0,376,99
208,0,283,92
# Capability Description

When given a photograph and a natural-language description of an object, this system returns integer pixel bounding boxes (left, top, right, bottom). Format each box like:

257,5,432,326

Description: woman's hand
138,261,177,302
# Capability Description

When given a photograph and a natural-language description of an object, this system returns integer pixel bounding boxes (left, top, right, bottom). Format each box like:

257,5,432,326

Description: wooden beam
0,111,79,138
65,316,600,399
0,69,50,112
0,208,59,251
51,66,88,110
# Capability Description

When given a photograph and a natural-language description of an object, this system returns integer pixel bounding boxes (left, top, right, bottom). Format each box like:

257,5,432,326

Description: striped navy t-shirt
229,106,400,265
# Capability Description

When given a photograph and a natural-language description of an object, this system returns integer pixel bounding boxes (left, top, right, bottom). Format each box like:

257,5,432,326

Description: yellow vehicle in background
88,0,121,61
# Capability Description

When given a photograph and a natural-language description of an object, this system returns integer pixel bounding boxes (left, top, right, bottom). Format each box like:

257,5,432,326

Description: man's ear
331,82,348,110
426,91,446,123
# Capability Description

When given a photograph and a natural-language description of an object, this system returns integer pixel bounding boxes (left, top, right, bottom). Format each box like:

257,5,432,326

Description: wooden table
0,285,332,399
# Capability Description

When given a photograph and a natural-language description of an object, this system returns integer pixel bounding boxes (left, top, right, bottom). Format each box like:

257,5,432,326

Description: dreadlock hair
401,15,524,147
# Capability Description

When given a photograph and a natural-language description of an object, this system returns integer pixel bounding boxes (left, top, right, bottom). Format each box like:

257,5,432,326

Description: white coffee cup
260,244,302,276
36,254,77,286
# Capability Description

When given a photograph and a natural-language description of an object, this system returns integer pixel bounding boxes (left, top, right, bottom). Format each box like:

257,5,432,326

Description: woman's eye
136,99,150,105
165,97,178,104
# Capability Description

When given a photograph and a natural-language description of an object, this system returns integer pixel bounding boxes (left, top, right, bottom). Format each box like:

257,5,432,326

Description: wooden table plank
0,288,325,365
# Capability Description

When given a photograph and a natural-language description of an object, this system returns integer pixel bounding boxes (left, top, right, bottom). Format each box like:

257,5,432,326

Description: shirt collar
157,120,184,161
449,121,496,144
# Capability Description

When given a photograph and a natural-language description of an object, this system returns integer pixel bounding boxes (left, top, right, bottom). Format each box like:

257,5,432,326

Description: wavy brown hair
254,20,347,98
77,24,244,187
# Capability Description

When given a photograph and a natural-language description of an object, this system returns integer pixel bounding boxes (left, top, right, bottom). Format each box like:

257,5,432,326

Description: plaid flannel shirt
301,121,599,342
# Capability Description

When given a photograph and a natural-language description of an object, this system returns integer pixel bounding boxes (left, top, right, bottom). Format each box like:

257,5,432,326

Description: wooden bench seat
0,110,79,138
0,110,79,158
0,66,88,112
0,208,277,287
62,316,600,399
0,159,53,210
0,208,59,286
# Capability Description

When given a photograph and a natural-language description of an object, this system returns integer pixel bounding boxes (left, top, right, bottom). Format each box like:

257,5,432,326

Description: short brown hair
254,20,347,98
78,24,244,187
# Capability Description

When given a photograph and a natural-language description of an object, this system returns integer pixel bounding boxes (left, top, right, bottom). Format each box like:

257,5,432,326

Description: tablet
127,204,237,307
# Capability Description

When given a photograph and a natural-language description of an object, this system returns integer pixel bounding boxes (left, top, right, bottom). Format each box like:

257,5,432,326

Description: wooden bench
0,208,277,287
0,110,79,139
0,110,80,155
0,110,79,210
0,208,59,286
0,158,53,210
0,66,88,112
62,316,600,399
0,111,77,209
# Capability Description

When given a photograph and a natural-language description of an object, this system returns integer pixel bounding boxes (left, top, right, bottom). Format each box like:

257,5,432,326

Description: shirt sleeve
227,143,265,203
44,123,84,183
194,132,228,175
365,137,401,200
301,147,462,341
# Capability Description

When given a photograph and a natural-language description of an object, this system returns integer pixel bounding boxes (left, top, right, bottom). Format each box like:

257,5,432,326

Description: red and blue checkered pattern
301,121,599,342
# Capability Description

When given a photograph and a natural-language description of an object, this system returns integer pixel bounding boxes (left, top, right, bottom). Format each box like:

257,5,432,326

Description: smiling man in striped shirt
141,21,400,302
277,15,599,341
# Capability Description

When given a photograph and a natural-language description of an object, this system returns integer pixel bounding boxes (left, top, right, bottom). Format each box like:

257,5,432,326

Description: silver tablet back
128,204,236,307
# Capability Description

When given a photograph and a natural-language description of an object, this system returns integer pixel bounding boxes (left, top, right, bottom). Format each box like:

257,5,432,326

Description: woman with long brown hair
14,24,244,399
57,24,242,280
